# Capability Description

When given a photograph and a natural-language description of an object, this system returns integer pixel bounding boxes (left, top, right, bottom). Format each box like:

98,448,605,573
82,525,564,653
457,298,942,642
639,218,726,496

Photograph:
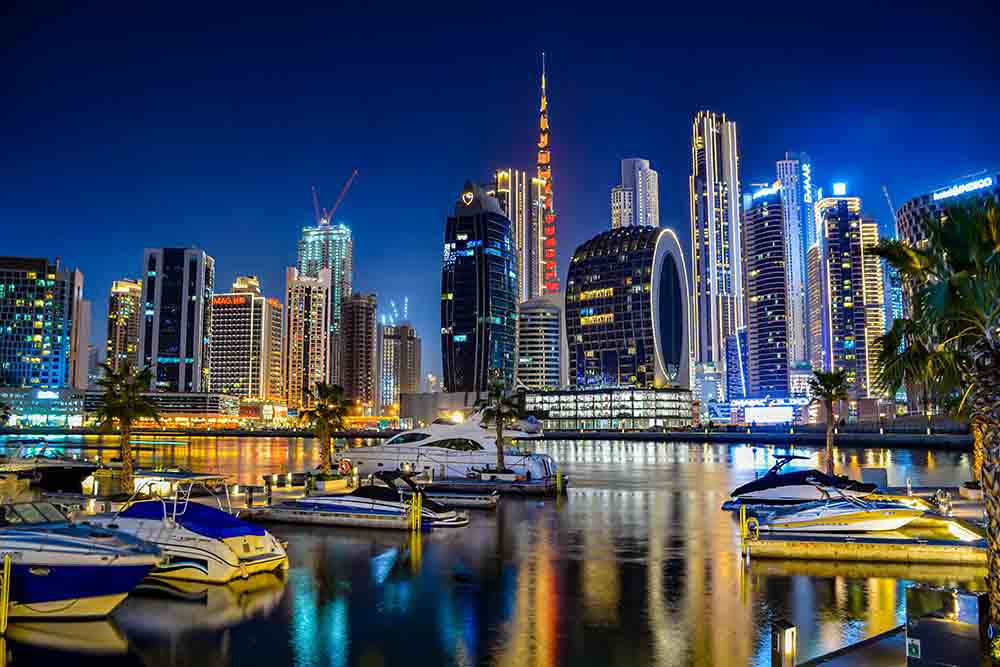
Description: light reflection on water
0,434,980,666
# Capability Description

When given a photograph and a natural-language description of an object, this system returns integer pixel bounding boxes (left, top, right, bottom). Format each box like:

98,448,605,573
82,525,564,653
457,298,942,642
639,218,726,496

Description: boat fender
338,459,352,475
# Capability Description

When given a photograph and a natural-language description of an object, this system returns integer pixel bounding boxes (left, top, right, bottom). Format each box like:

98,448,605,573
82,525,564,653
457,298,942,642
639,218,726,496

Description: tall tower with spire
537,53,560,293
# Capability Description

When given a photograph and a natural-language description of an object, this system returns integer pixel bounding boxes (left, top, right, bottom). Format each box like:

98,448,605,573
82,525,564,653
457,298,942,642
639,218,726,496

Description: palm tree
95,361,160,494
298,383,348,477
0,401,11,427
873,199,1000,618
483,369,519,473
807,369,849,475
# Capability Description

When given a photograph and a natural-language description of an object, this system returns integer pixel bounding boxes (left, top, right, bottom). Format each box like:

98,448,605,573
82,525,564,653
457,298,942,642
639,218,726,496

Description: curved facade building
441,183,517,393
565,226,690,389
516,297,562,390
897,173,999,249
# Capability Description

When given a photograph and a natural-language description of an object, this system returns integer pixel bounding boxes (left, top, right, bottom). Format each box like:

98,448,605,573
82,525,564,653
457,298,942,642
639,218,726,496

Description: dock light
450,411,464,424
233,485,240,495
771,619,797,667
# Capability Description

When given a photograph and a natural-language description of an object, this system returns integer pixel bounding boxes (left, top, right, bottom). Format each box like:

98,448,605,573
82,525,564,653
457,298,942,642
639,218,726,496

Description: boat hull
760,508,924,533
242,503,470,530
8,563,155,619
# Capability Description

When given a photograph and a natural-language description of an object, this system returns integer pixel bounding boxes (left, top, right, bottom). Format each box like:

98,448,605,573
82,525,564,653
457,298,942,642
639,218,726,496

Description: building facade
524,386,692,431
564,226,690,389
379,322,421,412
138,248,214,392
776,153,812,366
743,182,790,398
491,169,545,302
536,56,560,293
725,328,748,401
611,158,660,229
441,183,517,392
516,296,563,390
283,267,331,408
297,221,352,383
106,279,142,373
689,111,744,394
210,276,283,401
341,293,378,408
0,257,84,390
896,173,1000,249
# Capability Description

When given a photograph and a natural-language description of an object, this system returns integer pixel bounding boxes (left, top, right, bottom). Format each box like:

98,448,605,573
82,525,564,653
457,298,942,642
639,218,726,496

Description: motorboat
244,471,470,529
84,472,288,584
0,444,99,493
0,501,161,619
337,410,559,483
730,454,876,504
755,494,925,533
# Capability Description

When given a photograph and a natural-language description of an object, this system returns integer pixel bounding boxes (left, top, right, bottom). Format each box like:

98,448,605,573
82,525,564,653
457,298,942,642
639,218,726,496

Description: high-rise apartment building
72,298,91,390
611,158,660,229
0,257,85,389
776,153,812,366
441,183,517,392
210,276,283,401
689,111,744,397
806,243,825,371
724,328,748,401
341,293,378,408
743,182,790,398
106,279,142,373
516,296,564,390
138,248,214,392
491,168,546,302
536,55,560,293
283,267,331,408
297,221,352,383
378,322,421,412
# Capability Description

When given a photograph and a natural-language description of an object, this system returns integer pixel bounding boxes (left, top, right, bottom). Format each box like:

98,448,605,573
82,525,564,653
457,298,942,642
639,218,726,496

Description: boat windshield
386,433,431,445
0,502,68,525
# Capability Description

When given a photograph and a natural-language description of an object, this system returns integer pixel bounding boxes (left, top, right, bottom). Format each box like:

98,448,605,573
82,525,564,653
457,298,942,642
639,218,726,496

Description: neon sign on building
932,176,994,201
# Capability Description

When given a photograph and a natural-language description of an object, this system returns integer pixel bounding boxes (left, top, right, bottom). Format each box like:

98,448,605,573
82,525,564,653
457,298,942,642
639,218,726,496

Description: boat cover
119,500,266,539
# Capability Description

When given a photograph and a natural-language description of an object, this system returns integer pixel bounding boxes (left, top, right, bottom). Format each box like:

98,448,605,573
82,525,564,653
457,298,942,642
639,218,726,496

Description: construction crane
881,185,898,233
310,169,359,225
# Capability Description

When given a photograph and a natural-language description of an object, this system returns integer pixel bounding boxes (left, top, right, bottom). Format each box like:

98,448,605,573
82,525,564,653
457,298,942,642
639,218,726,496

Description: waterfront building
378,322,420,413
341,293,378,409
611,158,660,229
694,364,724,407
0,387,85,427
297,221,352,383
776,153,812,365
210,276,284,401
536,55,560,293
743,182,790,398
138,248,215,393
491,169,546,302
0,256,85,390
564,226,690,389
806,242,825,370
524,386,692,431
724,328,747,401
689,111,744,394
441,182,517,392
84,390,239,427
896,172,999,249
72,298,91,389
516,295,564,390
106,279,142,373
812,189,884,398
283,267,331,408
789,365,812,398
730,397,809,425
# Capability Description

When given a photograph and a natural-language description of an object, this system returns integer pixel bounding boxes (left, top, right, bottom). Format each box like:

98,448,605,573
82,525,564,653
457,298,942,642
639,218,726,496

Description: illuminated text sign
212,296,247,306
932,177,994,201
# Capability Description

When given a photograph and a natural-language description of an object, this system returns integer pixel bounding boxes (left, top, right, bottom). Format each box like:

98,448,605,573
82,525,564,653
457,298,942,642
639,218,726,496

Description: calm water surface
0,434,980,666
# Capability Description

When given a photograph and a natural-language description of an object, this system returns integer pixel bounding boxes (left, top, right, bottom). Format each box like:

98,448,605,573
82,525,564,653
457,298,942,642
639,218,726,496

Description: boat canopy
119,500,265,540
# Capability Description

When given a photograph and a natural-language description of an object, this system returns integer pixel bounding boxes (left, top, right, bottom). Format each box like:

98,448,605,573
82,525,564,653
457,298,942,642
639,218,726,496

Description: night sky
4,2,998,379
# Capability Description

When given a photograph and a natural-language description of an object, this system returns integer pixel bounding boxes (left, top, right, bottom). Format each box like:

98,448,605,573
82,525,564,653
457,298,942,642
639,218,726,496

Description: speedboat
84,472,288,584
0,501,161,619
0,444,99,493
730,454,876,504
245,471,469,529
755,495,925,533
337,410,559,483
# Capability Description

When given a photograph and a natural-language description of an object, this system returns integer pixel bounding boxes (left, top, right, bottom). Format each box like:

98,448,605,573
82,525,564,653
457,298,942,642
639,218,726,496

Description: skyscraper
611,158,660,229
341,293,378,408
724,328,748,401
297,221,352,383
689,111,743,398
516,296,563,390
0,257,84,389
441,182,517,393
106,279,142,373
72,298,91,389
743,182,790,398
210,276,284,401
776,153,812,366
283,267,331,408
379,322,421,412
537,54,560,294
138,248,214,392
491,168,546,302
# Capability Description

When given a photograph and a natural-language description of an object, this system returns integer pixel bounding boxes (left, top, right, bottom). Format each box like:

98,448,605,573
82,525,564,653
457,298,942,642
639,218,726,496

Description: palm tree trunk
319,426,332,475
972,419,986,483
979,412,1000,624
496,418,505,472
120,423,133,495
825,400,835,475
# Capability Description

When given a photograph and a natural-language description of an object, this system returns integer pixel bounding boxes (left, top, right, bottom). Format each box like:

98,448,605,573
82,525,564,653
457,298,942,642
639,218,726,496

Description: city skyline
4,4,998,380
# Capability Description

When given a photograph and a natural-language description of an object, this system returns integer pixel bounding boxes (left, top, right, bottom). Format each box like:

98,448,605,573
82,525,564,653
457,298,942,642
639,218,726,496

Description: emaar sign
933,176,994,201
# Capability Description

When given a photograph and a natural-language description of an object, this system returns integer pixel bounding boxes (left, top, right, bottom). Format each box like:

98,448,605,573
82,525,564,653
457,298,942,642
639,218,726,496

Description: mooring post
771,619,796,667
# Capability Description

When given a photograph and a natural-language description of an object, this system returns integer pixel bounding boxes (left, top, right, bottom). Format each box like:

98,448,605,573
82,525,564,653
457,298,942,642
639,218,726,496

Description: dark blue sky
4,2,998,379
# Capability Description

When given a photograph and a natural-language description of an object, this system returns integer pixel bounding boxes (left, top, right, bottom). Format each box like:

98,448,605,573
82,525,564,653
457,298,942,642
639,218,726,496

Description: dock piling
0,553,11,634
771,619,796,667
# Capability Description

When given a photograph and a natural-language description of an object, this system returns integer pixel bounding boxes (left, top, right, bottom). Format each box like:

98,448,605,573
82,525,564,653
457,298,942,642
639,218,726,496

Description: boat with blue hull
0,502,161,619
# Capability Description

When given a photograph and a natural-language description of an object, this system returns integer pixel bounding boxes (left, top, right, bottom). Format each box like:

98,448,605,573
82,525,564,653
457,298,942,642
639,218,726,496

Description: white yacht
338,411,558,483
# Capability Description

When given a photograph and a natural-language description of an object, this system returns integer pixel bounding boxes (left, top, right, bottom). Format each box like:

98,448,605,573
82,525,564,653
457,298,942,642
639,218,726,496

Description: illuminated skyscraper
776,153,812,366
689,111,743,397
283,267,330,408
341,293,378,409
441,183,517,392
297,221,352,383
896,172,999,249
378,322,421,412
611,158,660,229
516,295,565,390
0,257,84,389
491,169,546,301
138,248,214,392
537,53,559,294
106,279,142,373
743,182,790,398
724,328,747,401
210,276,284,401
